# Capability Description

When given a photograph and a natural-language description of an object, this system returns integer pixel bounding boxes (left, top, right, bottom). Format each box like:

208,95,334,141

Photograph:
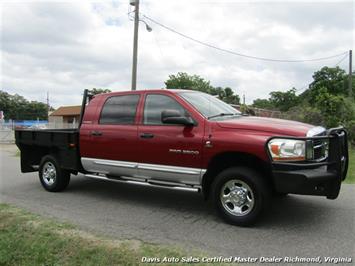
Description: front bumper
270,127,348,199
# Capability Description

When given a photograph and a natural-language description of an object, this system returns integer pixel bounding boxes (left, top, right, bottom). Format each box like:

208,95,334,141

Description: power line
143,14,347,63
335,53,348,66
295,52,349,93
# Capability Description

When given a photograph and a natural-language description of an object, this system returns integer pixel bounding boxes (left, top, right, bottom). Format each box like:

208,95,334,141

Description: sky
1,0,354,107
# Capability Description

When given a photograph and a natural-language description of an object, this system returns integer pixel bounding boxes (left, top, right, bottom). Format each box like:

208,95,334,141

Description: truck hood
217,116,314,136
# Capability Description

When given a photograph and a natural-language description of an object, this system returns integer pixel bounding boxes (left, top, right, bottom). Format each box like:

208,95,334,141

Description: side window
144,94,187,125
99,95,139,125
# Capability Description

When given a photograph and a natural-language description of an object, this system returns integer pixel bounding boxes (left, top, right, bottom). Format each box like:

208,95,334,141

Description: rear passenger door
80,94,141,176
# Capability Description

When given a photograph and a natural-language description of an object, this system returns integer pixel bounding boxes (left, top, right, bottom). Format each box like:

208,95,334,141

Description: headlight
268,138,306,161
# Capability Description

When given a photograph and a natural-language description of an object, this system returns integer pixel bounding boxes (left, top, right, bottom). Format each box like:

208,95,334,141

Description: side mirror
161,110,195,126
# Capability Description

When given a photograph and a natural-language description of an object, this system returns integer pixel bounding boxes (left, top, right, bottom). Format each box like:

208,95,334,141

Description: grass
345,147,355,184
0,203,221,266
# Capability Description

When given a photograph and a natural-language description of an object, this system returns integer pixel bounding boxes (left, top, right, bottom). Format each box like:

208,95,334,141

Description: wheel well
202,152,273,199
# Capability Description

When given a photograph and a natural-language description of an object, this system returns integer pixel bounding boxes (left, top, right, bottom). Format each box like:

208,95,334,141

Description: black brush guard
269,127,348,199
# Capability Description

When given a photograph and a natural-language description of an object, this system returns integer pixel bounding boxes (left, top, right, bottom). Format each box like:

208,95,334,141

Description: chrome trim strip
81,157,207,185
92,158,137,169
81,157,136,176
138,163,201,175
306,126,326,137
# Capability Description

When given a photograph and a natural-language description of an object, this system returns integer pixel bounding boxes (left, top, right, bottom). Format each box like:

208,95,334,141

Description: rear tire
212,167,271,226
39,155,70,192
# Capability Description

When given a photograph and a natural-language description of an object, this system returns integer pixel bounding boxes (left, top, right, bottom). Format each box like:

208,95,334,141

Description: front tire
39,155,70,192
212,167,270,226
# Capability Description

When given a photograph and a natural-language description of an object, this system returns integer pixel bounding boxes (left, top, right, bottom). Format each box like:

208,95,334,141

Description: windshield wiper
207,113,237,120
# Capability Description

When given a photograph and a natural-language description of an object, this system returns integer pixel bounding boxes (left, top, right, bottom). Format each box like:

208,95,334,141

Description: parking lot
0,145,354,260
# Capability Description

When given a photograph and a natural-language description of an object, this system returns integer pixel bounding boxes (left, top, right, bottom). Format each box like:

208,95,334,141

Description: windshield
178,91,241,119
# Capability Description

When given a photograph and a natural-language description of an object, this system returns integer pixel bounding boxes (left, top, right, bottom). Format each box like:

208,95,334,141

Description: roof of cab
92,89,197,98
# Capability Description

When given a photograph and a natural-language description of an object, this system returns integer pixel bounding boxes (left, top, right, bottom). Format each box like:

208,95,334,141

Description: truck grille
312,139,328,161
309,130,328,162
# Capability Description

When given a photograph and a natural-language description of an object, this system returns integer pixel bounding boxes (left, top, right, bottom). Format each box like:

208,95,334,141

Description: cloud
1,0,353,107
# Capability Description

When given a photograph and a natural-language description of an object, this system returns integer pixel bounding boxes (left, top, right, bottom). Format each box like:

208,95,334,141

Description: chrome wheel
220,179,254,216
42,162,56,186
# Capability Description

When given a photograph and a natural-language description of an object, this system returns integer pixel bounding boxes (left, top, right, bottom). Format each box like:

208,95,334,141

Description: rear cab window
99,94,140,125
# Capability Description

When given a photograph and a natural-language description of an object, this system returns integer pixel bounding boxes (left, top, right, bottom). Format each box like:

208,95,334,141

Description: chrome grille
307,127,328,162
312,139,328,161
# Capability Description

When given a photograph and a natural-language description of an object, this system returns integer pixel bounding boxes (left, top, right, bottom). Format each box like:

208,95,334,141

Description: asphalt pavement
0,145,354,261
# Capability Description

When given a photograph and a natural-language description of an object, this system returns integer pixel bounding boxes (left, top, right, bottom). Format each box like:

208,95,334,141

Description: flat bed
15,129,81,173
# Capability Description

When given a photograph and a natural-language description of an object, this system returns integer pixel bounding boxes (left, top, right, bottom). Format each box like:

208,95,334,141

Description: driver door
137,93,205,185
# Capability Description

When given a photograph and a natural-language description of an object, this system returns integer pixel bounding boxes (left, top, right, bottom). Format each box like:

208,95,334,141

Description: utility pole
131,0,140,91
349,50,352,97
46,91,49,118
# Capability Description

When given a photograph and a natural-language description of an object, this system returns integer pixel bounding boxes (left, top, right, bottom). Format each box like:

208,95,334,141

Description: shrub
283,105,324,126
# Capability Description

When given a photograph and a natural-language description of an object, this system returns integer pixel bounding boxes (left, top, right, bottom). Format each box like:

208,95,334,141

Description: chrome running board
84,173,201,193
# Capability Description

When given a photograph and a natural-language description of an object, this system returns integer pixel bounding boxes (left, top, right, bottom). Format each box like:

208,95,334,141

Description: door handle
140,133,154,139
90,131,102,136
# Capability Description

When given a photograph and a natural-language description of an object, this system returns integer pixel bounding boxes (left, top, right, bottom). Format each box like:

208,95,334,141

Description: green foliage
284,94,355,144
165,72,240,104
345,120,355,146
250,66,355,143
345,148,355,184
284,105,324,126
284,67,355,144
305,66,348,103
252,88,299,112
90,88,111,95
165,72,213,92
269,88,299,112
252,98,274,110
0,90,49,120
240,104,255,115
314,88,346,127
213,86,240,105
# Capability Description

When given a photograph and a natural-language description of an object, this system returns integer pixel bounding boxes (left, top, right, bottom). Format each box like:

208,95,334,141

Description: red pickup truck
15,89,349,226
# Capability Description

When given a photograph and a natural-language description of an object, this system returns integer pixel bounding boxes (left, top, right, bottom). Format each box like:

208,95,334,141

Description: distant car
15,89,349,226
28,124,47,130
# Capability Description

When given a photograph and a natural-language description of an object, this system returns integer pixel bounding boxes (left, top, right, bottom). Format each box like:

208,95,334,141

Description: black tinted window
144,94,186,125
100,95,139,124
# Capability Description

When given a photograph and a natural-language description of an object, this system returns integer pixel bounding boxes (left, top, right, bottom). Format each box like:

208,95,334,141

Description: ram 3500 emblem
169,149,199,155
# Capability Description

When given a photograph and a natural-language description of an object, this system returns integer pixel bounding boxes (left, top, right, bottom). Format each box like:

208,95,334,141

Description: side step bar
84,174,201,193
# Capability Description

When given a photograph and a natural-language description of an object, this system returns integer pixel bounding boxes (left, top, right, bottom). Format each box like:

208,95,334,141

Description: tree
252,88,299,111
313,87,354,128
281,66,355,143
284,105,324,126
252,98,274,109
0,90,49,120
269,88,299,112
90,88,111,95
165,72,214,93
222,87,240,104
0,91,12,117
302,66,348,103
165,72,240,104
